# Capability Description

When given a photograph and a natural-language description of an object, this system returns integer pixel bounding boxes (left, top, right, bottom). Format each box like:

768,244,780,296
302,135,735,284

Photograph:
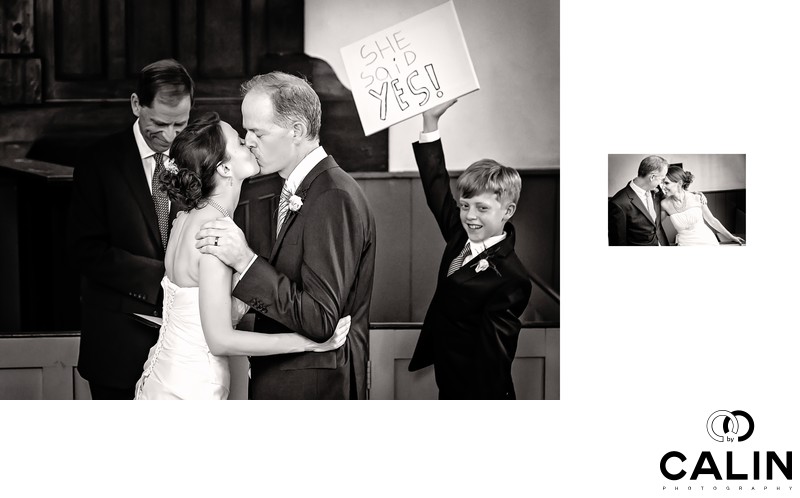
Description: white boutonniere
468,248,502,277
163,157,179,174
288,195,303,212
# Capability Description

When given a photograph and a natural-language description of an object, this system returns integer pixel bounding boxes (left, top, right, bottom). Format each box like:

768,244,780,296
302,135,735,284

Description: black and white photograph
3,0,799,497
1,1,558,403
608,154,746,246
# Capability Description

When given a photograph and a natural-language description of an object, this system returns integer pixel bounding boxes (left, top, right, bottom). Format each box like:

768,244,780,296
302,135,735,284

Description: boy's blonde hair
456,159,522,205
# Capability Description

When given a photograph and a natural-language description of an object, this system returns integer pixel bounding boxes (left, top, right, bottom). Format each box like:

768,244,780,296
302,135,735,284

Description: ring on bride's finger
214,236,219,246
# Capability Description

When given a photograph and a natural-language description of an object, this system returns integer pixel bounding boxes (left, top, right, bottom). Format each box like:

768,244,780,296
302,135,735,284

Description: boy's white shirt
462,233,507,266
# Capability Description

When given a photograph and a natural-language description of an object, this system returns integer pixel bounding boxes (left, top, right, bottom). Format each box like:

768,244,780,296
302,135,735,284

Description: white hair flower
288,195,303,212
163,157,179,174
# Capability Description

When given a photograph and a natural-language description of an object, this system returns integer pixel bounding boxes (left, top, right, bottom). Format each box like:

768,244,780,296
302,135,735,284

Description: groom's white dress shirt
628,179,655,221
239,146,328,278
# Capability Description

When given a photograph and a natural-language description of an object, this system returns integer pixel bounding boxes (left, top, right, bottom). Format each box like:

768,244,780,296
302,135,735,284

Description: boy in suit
408,100,533,400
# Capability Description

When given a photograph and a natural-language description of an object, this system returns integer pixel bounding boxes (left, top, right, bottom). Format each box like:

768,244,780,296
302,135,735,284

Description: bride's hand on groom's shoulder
691,191,708,205
309,315,351,352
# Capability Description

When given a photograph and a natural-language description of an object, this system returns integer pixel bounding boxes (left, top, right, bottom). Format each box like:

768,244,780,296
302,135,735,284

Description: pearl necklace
205,198,231,218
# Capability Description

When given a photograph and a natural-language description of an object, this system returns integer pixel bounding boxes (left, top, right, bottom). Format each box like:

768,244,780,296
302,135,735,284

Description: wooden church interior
0,0,559,399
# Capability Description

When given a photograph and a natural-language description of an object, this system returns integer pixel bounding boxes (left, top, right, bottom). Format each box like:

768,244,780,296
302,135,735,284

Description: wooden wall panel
0,163,558,333
1,0,34,53
703,190,746,240
0,57,41,104
175,0,198,72
236,173,558,324
361,179,412,322
0,180,21,332
408,178,447,322
515,174,558,287
54,0,104,79
125,0,175,76
0,335,80,399
0,368,43,399
0,329,559,400
237,173,282,258
369,328,559,400
106,0,127,79
264,0,303,54
197,0,246,78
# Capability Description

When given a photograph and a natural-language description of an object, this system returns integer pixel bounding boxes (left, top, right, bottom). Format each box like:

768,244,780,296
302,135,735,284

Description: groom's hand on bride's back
195,217,255,273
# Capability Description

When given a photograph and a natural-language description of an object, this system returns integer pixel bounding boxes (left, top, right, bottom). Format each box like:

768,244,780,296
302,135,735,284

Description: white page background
2,1,798,497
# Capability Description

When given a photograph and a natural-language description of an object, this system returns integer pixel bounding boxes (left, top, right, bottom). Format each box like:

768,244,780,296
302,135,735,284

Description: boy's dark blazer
608,184,668,246
69,127,178,390
233,156,376,400
408,139,532,400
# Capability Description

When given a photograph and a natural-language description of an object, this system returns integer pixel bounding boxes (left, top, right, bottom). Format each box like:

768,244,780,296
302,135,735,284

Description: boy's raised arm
413,100,463,241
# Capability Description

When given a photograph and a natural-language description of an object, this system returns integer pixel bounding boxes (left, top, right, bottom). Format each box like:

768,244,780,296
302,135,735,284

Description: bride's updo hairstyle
666,165,694,190
158,112,228,210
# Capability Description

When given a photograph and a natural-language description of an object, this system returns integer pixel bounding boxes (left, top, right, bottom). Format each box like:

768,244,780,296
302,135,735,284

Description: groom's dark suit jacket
69,128,178,390
233,156,376,400
608,184,668,246
408,140,532,399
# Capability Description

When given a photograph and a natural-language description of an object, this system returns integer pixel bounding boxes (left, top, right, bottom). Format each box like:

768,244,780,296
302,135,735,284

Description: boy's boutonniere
469,247,502,277
288,194,303,212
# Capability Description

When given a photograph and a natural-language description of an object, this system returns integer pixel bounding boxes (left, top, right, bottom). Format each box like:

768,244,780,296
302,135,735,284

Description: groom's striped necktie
276,181,291,238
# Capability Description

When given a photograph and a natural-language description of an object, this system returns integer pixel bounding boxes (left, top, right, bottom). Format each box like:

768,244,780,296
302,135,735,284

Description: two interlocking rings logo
706,410,754,442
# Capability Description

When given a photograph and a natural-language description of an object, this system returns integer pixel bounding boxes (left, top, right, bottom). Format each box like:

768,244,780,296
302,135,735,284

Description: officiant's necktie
152,153,170,252
276,181,291,237
447,242,472,277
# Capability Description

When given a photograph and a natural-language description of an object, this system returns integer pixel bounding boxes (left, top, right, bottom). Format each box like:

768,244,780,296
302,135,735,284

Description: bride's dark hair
158,112,228,210
667,165,694,190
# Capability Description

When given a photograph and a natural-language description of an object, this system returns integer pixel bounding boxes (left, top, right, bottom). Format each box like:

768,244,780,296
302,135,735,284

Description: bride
660,165,745,246
135,112,349,399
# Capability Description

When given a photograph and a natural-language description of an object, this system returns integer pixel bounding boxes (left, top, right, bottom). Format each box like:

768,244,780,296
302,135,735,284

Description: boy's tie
152,153,170,252
447,242,472,277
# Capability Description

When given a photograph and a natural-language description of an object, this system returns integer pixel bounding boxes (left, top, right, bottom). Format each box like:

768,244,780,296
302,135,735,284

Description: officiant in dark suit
69,59,194,399
608,155,669,246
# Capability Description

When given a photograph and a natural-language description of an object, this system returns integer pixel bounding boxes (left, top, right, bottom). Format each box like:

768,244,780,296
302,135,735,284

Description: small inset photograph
608,154,746,246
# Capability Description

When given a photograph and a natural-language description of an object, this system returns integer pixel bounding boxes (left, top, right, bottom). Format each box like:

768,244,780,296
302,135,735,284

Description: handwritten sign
340,1,480,136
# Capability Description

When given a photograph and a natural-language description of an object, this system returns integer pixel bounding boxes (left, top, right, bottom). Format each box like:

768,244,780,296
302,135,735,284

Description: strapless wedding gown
135,276,244,400
670,206,719,246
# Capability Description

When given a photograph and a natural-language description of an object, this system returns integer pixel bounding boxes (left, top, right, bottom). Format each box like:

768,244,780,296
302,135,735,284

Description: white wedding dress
134,276,248,400
670,206,719,246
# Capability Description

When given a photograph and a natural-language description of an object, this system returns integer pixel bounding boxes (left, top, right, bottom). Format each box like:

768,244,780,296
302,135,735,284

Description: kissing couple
133,71,377,399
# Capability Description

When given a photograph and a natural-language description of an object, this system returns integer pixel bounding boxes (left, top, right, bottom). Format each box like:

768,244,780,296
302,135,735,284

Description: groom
608,155,669,246
196,72,377,399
